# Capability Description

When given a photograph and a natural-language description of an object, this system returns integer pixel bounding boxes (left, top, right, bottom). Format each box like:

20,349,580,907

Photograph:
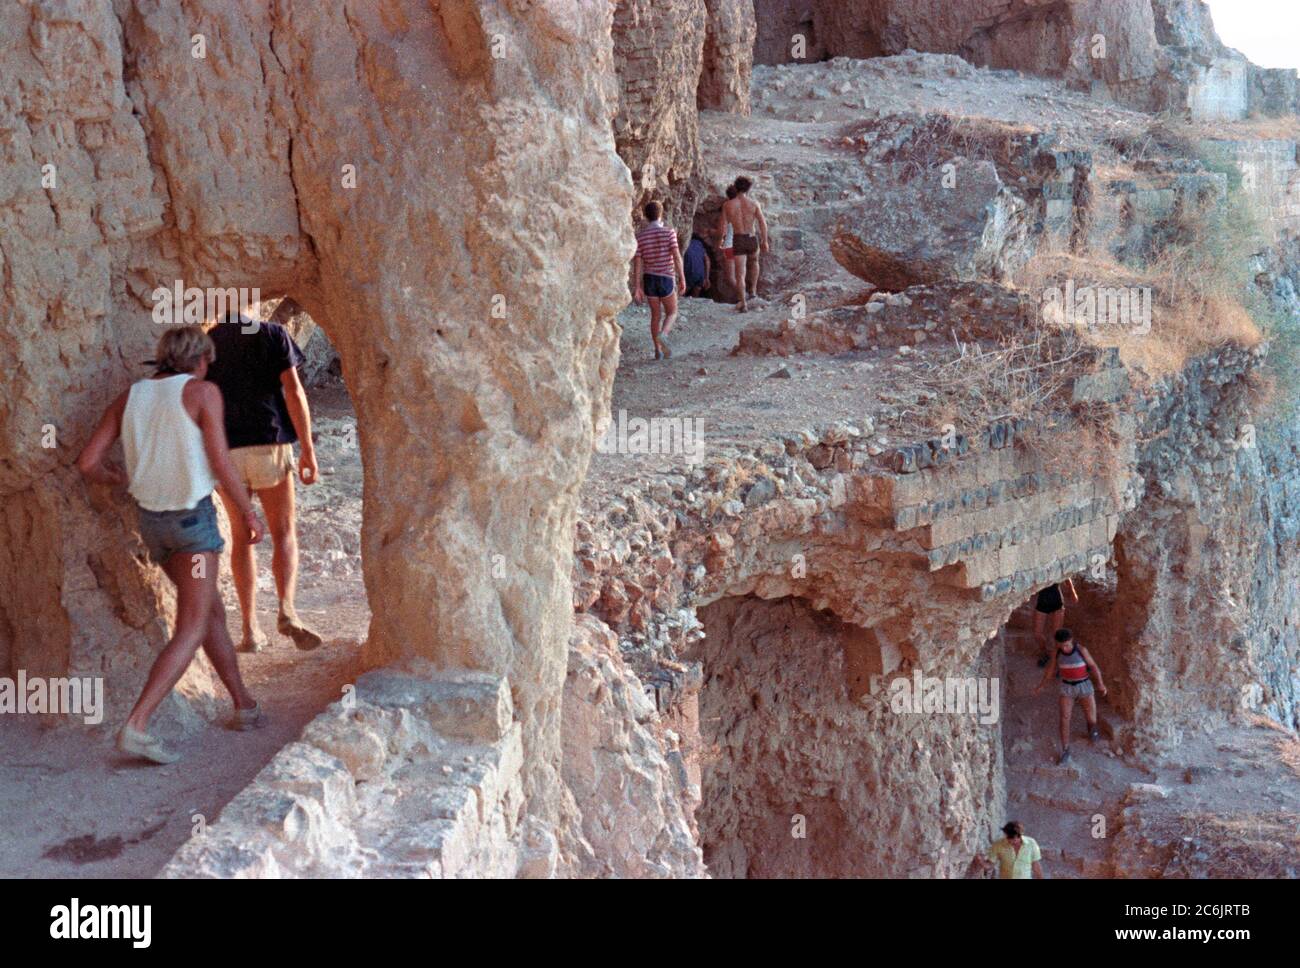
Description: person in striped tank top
1034,627,1108,765
632,201,686,360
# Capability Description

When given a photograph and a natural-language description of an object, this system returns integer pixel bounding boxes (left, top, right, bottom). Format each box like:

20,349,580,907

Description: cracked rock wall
750,0,1286,119
691,594,1003,878
612,0,707,232
1,0,633,827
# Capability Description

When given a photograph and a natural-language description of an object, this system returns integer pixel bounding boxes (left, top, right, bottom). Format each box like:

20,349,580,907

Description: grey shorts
1059,679,1094,699
137,495,224,566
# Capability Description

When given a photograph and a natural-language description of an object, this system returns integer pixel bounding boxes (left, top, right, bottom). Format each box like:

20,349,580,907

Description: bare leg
257,475,298,618
734,255,748,310
660,290,679,337
1081,693,1098,732
259,471,322,649
200,588,256,710
724,256,735,290
648,296,663,354
217,486,261,646
1058,695,1073,752
125,552,220,732
1033,610,1047,654
750,253,761,298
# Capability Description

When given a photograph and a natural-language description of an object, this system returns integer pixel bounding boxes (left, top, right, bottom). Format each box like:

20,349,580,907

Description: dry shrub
1012,220,1264,383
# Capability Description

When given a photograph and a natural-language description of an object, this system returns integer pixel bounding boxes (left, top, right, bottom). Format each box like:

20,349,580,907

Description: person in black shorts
1034,577,1078,667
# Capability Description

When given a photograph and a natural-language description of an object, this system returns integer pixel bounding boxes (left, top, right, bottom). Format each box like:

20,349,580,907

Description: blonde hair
155,325,215,374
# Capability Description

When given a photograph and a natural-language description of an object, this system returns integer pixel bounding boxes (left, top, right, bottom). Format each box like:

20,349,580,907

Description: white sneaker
117,726,180,765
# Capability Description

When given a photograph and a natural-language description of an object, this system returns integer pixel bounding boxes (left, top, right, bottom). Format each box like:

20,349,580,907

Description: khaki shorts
229,443,295,491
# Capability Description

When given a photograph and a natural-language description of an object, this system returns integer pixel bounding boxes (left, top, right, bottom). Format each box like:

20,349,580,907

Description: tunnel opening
0,294,369,878
231,297,365,660
996,566,1148,878
687,593,1001,878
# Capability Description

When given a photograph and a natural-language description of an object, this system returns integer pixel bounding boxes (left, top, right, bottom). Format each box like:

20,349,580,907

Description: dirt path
0,385,368,878
1000,608,1300,878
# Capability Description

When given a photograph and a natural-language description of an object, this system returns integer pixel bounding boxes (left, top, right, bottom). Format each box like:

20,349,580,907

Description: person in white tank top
77,326,267,765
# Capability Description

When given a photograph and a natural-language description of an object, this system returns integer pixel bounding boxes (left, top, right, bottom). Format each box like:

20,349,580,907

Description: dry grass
1276,733,1300,781
1181,115,1300,143
1155,811,1300,879
1012,233,1264,383
914,317,1129,490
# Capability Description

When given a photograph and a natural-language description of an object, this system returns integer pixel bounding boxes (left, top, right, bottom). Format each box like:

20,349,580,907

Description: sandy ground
0,385,368,878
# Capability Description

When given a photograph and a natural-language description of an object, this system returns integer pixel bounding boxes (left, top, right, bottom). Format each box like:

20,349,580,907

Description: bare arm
1080,645,1108,696
632,254,644,302
1034,650,1058,694
756,202,770,251
673,247,686,291
1065,577,1079,605
76,391,130,486
1032,860,1044,879
280,367,318,485
192,382,262,543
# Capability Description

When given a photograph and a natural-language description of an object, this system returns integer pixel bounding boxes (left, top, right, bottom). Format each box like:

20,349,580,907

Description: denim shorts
137,495,225,566
643,273,675,299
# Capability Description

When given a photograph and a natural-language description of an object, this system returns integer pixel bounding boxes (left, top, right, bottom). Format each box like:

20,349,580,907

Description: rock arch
0,1,632,820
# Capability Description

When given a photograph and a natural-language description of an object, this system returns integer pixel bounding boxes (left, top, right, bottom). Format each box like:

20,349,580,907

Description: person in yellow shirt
978,821,1044,879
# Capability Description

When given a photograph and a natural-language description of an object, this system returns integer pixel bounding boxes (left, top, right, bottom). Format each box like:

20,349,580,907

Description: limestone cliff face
699,0,757,114
0,0,634,826
750,0,1293,119
1068,348,1299,752
612,0,708,232
691,595,1003,878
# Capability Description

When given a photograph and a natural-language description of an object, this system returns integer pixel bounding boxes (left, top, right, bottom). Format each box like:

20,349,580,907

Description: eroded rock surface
1,0,633,830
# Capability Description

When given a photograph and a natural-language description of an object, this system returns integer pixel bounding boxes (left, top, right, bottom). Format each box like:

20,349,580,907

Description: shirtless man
721,176,769,312
716,184,738,292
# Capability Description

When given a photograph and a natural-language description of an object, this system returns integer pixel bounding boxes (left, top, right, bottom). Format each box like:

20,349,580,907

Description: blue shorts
643,273,675,299
137,495,225,566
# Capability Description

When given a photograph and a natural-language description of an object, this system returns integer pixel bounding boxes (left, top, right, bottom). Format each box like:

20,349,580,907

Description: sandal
278,612,323,652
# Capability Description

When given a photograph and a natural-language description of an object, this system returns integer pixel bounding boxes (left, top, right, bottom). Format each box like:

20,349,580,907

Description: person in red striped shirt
632,201,687,360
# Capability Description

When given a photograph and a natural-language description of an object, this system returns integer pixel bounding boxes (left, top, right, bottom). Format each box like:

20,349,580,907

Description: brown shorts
733,233,759,255
229,443,294,491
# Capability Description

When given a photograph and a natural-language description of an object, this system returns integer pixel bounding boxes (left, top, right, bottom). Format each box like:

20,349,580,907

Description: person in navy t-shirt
206,303,323,653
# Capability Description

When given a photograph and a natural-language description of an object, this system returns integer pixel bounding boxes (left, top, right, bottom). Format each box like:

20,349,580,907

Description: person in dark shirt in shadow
205,303,323,653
